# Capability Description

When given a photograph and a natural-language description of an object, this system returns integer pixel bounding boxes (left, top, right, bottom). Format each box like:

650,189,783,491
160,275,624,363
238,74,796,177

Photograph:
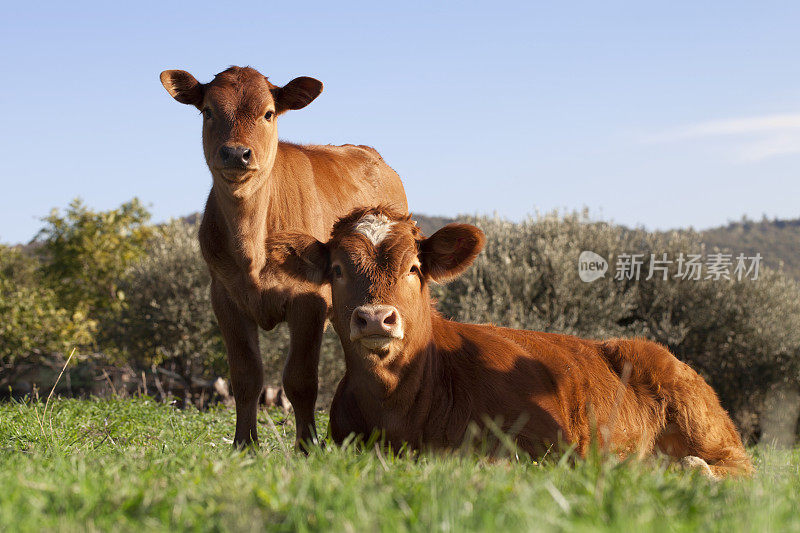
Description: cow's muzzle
350,304,403,350
217,144,258,182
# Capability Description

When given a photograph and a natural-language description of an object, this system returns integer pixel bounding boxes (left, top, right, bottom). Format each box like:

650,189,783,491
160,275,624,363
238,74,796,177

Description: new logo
578,251,608,283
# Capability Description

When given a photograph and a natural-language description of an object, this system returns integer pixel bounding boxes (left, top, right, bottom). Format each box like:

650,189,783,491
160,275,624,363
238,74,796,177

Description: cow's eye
409,265,421,277
264,110,274,121
332,264,343,279
203,108,213,120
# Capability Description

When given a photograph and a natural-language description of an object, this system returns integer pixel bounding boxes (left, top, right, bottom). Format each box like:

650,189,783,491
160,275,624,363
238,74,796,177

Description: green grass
1,398,799,532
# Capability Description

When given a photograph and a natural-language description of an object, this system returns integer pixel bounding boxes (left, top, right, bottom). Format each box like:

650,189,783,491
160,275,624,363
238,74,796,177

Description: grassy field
1,398,799,532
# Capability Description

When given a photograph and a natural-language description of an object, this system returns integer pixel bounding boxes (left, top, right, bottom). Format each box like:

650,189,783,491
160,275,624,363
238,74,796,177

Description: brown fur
160,67,407,448
269,207,754,477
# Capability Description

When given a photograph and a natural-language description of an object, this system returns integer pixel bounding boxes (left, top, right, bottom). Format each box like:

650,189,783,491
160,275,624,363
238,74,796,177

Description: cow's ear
420,224,485,283
272,77,323,114
266,232,329,284
160,70,204,108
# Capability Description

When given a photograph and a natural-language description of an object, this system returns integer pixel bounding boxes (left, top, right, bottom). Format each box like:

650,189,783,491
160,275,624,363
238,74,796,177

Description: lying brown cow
268,206,754,478
159,67,407,448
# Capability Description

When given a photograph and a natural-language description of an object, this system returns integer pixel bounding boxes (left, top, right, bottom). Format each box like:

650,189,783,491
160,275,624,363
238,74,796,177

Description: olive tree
116,221,224,399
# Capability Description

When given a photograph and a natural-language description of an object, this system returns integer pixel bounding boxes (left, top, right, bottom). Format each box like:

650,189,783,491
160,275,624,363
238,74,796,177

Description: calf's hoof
232,436,259,451
295,434,325,455
680,455,718,480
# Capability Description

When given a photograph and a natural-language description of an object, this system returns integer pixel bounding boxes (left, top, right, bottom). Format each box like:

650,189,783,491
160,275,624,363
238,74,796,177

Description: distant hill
699,217,800,280
411,214,453,237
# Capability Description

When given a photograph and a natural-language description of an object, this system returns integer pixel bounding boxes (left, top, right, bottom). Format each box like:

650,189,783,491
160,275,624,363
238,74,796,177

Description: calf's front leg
211,279,264,447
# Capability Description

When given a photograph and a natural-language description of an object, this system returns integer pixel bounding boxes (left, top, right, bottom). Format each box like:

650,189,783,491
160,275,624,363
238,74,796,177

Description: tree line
2,200,799,441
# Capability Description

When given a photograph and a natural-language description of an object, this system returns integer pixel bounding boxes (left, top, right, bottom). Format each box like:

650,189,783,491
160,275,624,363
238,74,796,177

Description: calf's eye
264,110,274,121
332,265,343,279
203,108,213,120
409,265,421,277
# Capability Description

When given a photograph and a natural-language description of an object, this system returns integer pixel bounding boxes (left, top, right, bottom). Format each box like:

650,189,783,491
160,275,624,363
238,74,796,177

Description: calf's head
268,207,485,364
160,66,323,195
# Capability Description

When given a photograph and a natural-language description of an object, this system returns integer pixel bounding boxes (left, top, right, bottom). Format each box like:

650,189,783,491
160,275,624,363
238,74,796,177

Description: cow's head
160,66,322,196
267,207,485,366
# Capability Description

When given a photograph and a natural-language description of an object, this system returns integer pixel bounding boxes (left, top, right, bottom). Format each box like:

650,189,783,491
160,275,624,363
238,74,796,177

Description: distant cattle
160,66,407,448
267,206,754,478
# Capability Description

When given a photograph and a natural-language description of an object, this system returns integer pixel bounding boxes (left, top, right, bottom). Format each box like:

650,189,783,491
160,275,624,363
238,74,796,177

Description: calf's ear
160,70,204,108
420,224,485,283
266,232,329,284
272,77,323,114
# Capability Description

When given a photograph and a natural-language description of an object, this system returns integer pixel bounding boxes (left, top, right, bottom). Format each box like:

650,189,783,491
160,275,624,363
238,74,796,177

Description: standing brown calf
268,206,754,478
160,67,407,448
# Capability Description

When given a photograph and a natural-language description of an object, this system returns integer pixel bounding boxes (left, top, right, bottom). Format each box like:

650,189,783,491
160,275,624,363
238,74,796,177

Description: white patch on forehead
354,214,395,246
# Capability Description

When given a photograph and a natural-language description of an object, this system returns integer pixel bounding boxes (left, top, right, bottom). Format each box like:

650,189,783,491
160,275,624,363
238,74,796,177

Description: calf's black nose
219,144,252,167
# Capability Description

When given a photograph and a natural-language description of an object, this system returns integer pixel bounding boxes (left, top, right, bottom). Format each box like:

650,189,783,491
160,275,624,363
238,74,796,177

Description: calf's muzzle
219,144,253,168
350,304,403,349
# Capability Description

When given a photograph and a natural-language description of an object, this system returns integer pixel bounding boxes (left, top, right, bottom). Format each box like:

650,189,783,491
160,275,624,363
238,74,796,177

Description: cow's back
269,142,407,240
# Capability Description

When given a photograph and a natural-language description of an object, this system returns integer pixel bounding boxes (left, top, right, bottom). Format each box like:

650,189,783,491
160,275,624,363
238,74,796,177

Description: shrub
115,221,225,392
35,198,152,332
0,245,95,388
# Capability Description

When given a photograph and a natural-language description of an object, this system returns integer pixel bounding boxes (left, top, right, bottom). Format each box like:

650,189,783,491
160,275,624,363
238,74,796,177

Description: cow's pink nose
350,304,403,340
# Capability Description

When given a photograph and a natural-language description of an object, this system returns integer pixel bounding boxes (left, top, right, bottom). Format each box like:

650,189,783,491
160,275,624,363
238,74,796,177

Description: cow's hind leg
284,294,327,451
656,367,754,478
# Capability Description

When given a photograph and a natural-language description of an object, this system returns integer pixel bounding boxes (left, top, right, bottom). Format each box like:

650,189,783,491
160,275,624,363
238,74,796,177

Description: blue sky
1,1,799,244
